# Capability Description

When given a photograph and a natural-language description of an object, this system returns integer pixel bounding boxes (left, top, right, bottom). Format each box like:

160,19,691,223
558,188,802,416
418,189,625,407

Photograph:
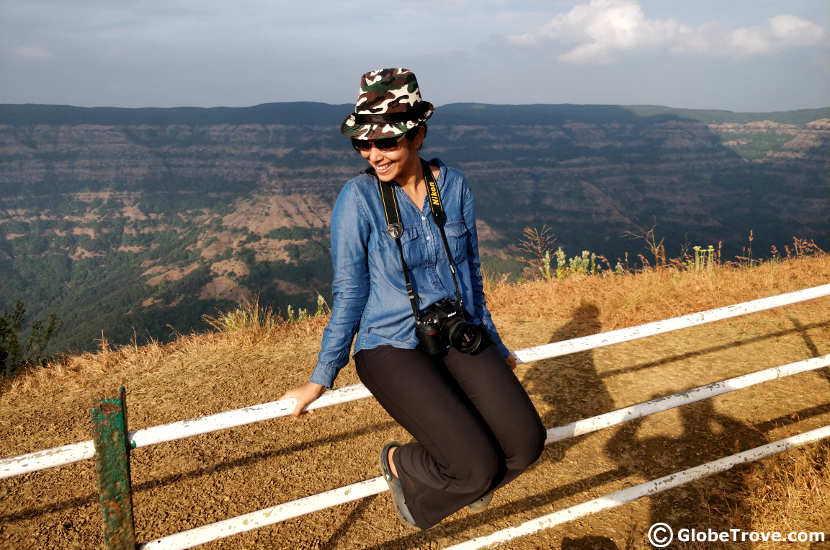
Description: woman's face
359,127,424,183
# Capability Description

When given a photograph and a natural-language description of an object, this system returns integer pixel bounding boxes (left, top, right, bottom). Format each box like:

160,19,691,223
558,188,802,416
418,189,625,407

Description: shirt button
426,236,431,240
421,216,426,221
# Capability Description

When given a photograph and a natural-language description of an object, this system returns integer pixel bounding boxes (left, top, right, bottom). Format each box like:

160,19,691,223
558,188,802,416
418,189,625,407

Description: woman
280,68,545,529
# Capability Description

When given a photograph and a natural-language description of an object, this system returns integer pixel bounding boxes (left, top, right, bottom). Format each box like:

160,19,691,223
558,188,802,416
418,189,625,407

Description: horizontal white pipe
0,440,96,479
444,424,830,550
513,283,830,364
129,383,372,449
546,354,830,443
0,384,372,480
2,283,828,479
134,354,830,549
138,477,388,549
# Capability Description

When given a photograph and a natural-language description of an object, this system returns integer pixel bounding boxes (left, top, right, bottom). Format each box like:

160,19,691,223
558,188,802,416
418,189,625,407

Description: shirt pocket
443,221,468,264
400,226,426,268
375,226,426,269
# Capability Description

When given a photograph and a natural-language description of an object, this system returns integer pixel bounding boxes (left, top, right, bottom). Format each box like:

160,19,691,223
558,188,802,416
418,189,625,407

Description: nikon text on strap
421,160,463,310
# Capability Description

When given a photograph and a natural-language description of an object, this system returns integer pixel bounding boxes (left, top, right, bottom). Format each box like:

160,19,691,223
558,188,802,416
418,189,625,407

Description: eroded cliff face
1,105,827,352
428,117,828,261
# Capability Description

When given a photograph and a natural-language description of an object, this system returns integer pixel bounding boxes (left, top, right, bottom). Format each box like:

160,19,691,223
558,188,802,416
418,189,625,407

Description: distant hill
3,102,828,126
1,102,828,354
625,105,830,125
0,102,351,126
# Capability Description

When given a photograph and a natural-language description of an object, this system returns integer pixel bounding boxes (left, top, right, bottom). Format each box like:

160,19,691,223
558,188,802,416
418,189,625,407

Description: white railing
2,284,829,549
138,354,830,549
3,283,828,479
443,425,830,550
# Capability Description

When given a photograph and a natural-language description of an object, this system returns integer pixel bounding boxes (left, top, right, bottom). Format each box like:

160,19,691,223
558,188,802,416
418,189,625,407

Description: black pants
355,343,546,529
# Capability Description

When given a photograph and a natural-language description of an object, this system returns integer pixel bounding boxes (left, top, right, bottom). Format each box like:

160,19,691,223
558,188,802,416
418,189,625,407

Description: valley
1,102,827,354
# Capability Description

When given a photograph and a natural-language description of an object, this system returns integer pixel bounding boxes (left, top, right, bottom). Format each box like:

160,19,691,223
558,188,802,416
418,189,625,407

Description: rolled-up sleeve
460,177,510,359
310,182,371,388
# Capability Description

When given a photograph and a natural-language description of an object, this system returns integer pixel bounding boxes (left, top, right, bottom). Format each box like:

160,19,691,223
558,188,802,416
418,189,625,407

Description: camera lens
447,319,482,354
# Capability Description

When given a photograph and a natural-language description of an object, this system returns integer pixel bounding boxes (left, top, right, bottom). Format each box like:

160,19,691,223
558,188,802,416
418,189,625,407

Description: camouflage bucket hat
341,68,434,140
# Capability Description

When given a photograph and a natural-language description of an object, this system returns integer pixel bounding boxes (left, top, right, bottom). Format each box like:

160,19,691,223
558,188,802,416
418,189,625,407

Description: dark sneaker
380,442,418,528
467,491,493,512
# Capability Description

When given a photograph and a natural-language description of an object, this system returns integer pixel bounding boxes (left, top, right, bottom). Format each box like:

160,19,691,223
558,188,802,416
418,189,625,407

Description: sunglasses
351,134,407,152
352,134,406,151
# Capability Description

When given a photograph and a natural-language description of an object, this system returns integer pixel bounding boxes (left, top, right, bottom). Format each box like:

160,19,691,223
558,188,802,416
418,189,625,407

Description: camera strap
376,174,420,320
421,160,464,311
375,159,465,320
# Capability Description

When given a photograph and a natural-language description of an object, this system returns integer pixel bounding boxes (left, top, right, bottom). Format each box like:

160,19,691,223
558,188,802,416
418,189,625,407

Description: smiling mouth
375,162,392,173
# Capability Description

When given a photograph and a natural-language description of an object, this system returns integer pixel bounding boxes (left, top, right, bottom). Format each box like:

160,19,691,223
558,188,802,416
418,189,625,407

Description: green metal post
91,386,136,549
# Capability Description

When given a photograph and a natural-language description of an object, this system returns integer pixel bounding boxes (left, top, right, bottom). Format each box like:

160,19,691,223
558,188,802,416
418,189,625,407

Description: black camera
415,299,486,356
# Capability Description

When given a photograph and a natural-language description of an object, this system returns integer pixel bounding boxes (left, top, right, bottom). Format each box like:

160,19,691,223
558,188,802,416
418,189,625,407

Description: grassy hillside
0,253,828,549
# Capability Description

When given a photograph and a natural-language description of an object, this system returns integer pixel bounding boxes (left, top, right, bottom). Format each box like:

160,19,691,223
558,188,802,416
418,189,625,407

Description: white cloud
728,26,771,55
507,0,708,63
730,14,825,55
509,1,826,63
769,14,825,45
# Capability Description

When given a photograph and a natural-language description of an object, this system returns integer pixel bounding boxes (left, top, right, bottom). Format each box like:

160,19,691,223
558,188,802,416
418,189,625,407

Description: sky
1,0,828,112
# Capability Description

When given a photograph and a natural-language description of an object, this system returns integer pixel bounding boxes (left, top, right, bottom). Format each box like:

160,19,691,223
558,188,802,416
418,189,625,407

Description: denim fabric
309,159,510,388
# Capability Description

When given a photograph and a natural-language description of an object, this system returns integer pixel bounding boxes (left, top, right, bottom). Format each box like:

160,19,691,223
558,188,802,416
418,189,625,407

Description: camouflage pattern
341,68,434,140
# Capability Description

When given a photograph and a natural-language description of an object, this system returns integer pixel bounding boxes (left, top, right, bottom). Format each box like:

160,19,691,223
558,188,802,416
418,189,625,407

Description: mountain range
1,102,828,354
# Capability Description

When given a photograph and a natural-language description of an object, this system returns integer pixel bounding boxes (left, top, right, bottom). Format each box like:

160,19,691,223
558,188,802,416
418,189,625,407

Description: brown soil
0,257,828,549
199,276,252,303
220,193,330,235
144,263,201,287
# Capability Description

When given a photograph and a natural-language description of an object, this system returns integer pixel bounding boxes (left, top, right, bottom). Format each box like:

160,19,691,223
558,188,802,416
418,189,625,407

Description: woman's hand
279,381,326,418
505,353,517,371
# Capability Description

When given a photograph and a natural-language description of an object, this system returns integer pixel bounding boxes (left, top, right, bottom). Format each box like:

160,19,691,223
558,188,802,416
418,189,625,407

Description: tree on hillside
0,301,62,377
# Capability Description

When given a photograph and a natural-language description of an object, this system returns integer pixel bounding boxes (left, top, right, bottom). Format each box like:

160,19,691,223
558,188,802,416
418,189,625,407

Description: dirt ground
1,258,829,549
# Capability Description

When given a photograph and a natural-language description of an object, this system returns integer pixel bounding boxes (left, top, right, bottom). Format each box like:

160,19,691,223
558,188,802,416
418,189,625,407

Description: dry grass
485,252,829,332
672,440,830,550
202,296,283,333
742,440,830,548
1,253,828,549
0,306,331,431
486,255,830,547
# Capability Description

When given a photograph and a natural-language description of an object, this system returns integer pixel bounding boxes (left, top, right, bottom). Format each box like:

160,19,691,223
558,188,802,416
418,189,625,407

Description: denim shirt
309,158,510,388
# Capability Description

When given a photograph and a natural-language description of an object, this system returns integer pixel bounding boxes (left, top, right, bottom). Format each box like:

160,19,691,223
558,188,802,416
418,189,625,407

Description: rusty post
91,386,136,549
